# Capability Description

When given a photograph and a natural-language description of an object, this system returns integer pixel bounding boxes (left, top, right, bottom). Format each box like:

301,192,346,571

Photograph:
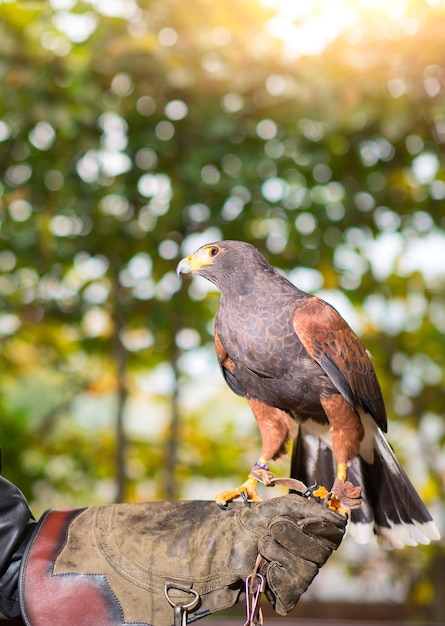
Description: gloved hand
0,468,36,619
245,495,346,615
31,494,346,626
158,495,346,619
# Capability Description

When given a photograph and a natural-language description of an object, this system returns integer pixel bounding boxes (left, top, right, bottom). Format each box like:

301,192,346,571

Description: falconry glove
18,494,345,626
232,495,346,616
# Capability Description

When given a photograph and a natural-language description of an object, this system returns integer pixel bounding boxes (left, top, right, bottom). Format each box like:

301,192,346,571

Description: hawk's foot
327,479,362,515
305,480,362,516
331,478,362,511
215,476,262,508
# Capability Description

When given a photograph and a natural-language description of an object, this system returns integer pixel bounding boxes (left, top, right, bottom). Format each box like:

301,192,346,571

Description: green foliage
0,0,445,612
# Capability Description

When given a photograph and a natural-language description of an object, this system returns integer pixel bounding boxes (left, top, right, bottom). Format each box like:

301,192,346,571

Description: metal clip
164,581,200,626
243,572,265,626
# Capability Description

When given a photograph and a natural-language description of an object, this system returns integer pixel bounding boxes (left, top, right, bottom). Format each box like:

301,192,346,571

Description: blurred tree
0,0,444,615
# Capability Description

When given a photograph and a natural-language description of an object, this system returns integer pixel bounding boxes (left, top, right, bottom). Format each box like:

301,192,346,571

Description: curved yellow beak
176,256,193,276
176,248,214,277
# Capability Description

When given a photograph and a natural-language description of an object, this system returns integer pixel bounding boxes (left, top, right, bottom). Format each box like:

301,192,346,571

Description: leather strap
19,508,149,626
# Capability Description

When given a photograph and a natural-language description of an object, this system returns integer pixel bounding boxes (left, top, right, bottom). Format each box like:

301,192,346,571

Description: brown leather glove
249,496,346,615
21,495,346,626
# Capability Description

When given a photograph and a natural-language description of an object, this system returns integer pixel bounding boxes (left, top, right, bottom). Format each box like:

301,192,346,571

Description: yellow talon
326,492,347,516
311,485,330,500
215,476,262,507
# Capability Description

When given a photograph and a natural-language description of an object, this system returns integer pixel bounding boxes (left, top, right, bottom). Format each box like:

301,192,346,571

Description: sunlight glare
259,0,437,57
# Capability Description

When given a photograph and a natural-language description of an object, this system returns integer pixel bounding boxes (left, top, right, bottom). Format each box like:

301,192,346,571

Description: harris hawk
177,240,440,549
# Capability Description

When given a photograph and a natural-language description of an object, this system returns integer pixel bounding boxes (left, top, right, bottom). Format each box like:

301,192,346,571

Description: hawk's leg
315,395,364,514
216,399,294,507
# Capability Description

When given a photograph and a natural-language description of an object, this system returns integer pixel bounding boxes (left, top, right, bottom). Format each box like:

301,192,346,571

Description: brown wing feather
293,296,387,431
214,328,244,397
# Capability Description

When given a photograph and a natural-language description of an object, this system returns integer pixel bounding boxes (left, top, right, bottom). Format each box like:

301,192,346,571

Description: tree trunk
163,355,180,500
113,310,129,503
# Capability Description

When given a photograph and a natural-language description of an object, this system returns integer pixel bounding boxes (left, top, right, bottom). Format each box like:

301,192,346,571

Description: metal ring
164,582,200,611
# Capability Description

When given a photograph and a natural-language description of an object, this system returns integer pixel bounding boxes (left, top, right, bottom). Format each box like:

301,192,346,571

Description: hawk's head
176,240,264,291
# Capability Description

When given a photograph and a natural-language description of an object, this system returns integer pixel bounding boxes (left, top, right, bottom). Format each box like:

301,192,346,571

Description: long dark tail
290,424,440,549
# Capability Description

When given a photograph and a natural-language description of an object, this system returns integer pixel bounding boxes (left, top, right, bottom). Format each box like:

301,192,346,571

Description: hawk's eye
209,247,219,257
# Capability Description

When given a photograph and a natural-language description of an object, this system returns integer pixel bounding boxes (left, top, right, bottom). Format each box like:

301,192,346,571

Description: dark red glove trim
19,509,151,626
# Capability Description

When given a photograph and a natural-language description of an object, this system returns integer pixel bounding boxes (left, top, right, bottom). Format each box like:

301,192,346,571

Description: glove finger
297,515,346,548
264,560,318,615
267,516,343,565
259,533,326,573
